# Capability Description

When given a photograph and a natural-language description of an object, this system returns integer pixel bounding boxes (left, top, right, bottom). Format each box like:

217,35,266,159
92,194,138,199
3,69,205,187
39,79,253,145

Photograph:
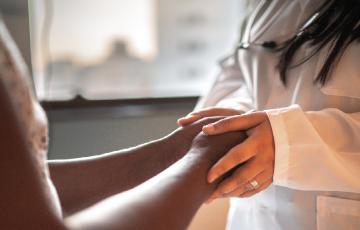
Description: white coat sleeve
195,56,254,111
266,104,360,193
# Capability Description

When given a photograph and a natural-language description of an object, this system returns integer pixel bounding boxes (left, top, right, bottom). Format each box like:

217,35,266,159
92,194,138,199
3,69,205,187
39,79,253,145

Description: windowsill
41,95,199,109
41,95,199,120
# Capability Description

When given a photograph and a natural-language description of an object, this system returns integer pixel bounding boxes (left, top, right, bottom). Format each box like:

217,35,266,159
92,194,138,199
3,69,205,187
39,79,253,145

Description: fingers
203,111,275,202
207,138,256,183
207,158,260,199
207,166,273,203
177,114,201,126
177,107,241,126
239,180,272,198
224,168,273,197
202,112,266,135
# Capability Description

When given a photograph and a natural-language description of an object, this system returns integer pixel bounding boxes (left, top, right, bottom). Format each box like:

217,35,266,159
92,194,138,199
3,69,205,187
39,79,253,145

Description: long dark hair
278,0,360,86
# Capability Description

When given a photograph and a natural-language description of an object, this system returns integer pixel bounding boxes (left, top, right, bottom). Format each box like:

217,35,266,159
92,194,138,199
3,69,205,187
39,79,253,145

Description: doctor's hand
203,111,275,202
177,107,244,126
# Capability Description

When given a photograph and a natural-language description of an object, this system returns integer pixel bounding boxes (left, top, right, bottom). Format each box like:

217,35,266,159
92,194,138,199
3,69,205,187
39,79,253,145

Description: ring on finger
246,179,260,191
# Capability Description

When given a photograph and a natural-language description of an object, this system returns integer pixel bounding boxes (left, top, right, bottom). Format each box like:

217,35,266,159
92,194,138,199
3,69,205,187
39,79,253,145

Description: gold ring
249,180,260,190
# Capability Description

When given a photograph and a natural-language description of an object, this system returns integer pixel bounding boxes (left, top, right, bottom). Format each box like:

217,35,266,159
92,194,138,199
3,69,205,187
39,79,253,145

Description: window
30,0,244,101
177,14,207,26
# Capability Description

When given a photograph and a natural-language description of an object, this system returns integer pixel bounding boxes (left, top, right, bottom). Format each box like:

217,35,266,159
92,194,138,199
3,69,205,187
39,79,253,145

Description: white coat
197,0,360,229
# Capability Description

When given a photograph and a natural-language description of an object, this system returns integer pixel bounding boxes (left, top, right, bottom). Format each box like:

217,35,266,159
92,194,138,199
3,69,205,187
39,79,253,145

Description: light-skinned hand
202,111,275,202
177,107,244,126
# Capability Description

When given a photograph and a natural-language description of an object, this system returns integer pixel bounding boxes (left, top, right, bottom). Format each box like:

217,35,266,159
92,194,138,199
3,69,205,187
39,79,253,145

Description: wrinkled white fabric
198,0,360,229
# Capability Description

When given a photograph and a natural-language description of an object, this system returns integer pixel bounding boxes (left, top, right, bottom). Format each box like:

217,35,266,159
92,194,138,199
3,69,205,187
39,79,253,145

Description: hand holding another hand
178,108,275,201
177,107,243,126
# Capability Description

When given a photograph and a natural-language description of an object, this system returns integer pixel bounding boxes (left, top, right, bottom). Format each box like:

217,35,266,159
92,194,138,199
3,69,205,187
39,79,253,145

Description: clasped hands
178,108,275,202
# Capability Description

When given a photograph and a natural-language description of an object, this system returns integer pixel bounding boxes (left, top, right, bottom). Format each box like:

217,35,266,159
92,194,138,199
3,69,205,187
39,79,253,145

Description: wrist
187,131,247,168
187,133,227,163
163,126,200,159
160,130,190,161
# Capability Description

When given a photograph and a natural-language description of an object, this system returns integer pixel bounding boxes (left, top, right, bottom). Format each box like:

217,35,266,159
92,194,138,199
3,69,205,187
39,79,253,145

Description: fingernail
177,118,185,124
185,115,197,120
178,116,187,121
208,174,218,183
177,116,191,124
203,125,215,133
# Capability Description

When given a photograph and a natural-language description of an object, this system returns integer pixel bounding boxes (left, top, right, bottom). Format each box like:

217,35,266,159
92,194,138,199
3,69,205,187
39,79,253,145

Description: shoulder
0,18,40,129
251,0,325,42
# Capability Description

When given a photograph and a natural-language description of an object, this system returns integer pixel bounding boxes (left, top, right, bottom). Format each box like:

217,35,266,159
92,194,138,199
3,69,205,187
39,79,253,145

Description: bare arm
65,131,246,230
48,120,213,215
0,81,64,229
0,79,246,230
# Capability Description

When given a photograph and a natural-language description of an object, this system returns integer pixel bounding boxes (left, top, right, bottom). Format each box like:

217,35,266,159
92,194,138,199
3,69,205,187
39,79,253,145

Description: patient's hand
189,130,247,167
169,107,246,165
165,117,227,159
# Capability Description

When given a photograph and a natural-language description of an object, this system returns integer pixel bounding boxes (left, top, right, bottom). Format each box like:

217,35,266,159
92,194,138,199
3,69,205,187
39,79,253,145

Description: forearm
49,132,188,215
66,131,246,230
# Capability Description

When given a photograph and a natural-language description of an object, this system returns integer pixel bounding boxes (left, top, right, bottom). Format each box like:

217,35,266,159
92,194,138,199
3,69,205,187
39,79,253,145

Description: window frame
42,96,199,120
